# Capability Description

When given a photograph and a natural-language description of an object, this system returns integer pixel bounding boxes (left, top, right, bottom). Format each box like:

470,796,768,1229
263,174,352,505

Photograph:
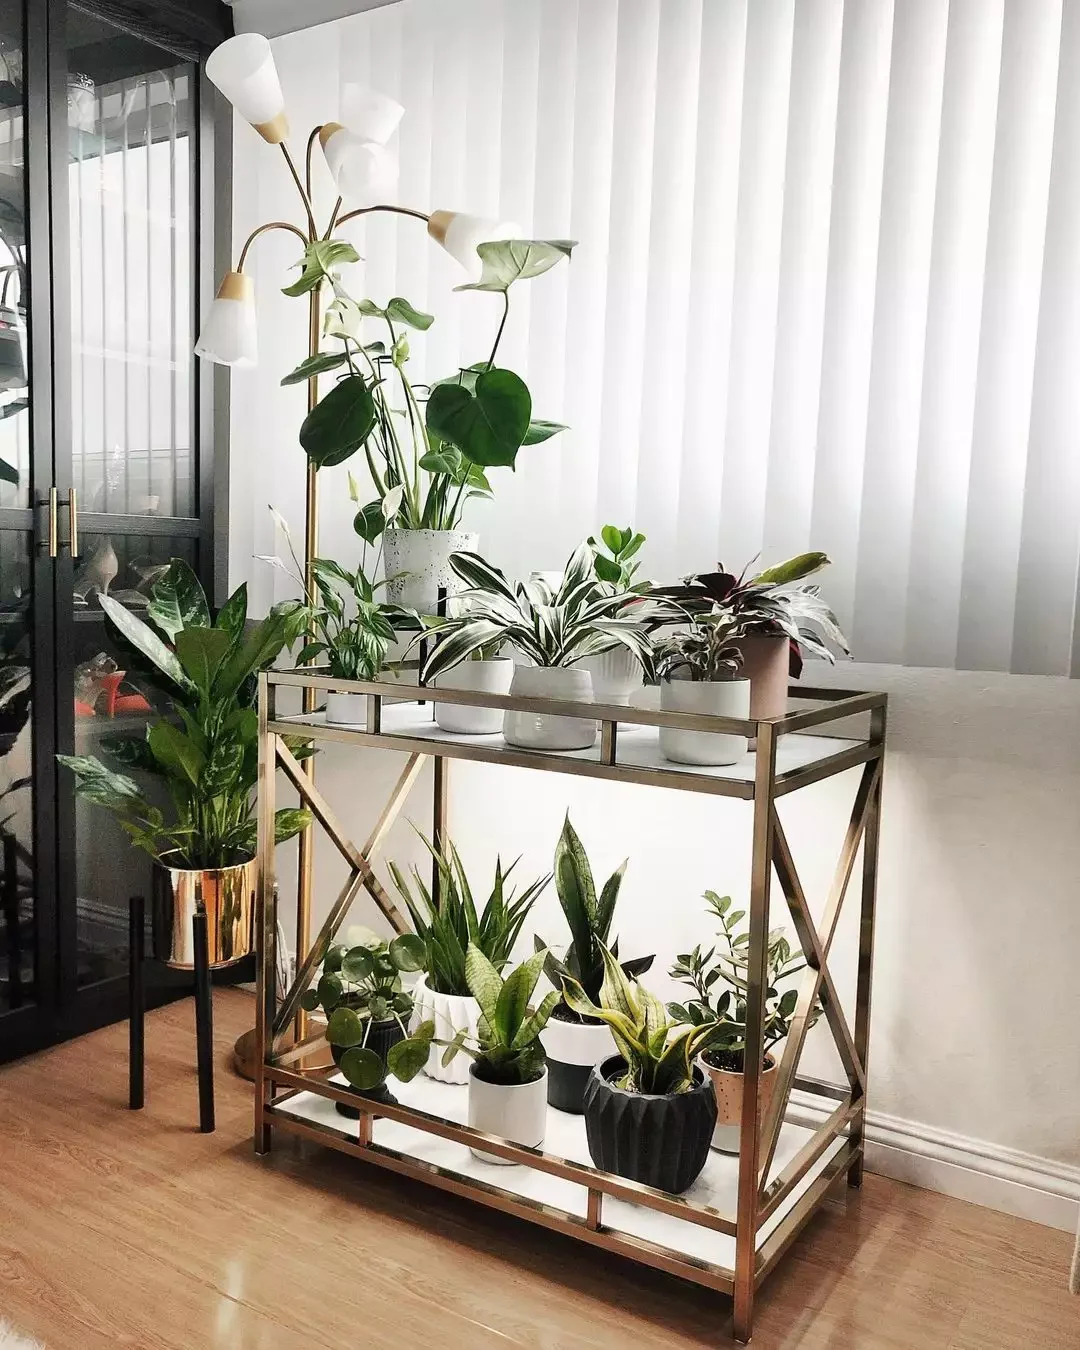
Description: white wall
222,20,1080,1230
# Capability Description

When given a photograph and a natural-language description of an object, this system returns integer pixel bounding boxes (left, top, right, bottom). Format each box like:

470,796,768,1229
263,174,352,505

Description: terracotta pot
700,1051,778,1153
734,634,790,721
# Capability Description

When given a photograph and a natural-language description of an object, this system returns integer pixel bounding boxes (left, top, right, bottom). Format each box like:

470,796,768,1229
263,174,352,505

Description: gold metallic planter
153,854,257,969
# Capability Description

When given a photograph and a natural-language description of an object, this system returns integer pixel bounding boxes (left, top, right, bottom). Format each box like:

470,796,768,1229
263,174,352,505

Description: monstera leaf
282,239,359,297
425,368,531,468
454,239,576,293
357,297,434,331
300,375,377,468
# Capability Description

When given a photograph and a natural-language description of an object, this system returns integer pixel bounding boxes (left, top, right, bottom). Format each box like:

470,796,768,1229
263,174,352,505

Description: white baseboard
790,1091,1080,1233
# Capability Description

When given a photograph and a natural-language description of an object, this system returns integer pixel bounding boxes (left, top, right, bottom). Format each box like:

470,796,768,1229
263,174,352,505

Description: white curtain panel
291,0,1080,675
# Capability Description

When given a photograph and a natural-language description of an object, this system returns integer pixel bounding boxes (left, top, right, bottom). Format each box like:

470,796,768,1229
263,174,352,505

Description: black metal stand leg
192,909,215,1134
129,895,145,1110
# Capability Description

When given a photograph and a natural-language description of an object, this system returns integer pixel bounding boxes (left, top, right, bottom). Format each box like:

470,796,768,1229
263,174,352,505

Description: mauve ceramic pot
700,1051,779,1153
734,634,790,721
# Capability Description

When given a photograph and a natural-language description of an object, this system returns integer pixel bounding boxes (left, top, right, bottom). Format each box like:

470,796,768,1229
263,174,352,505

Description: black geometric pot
331,1017,405,1118
582,1055,717,1194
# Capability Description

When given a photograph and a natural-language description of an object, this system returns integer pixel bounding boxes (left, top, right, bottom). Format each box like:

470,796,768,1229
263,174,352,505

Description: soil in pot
583,1055,717,1194
700,1046,778,1153
331,1017,405,1120
540,1001,615,1115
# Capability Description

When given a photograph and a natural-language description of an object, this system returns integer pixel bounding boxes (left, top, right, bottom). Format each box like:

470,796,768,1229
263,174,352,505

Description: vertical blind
278,0,1080,676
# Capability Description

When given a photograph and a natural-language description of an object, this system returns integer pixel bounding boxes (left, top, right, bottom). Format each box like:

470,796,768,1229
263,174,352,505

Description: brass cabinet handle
68,487,79,558
47,485,57,558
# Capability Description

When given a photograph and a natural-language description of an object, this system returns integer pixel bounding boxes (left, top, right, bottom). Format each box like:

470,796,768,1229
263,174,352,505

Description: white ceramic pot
467,1062,549,1164
434,657,513,735
382,528,478,614
575,646,644,706
411,975,481,1085
540,1014,616,1114
324,691,367,726
659,677,751,766
503,665,596,751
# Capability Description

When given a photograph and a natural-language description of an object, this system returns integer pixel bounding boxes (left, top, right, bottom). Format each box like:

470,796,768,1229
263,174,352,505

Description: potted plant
389,832,550,1084
668,891,816,1152
656,553,849,720
57,561,311,968
288,236,574,614
432,639,513,736
576,524,652,705
654,621,751,767
415,544,655,751
440,944,559,1163
300,928,434,1115
562,945,722,1194
536,815,653,1114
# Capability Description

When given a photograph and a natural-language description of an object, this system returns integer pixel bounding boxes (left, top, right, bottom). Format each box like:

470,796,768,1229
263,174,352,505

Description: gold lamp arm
236,219,310,272
335,203,431,229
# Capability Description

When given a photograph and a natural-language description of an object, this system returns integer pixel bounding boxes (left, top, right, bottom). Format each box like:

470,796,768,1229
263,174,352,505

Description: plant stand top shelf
253,669,887,1345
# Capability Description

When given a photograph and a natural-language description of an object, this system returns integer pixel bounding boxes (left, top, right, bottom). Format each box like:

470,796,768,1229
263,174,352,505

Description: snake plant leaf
339,1046,385,1091
512,988,560,1051
522,419,567,446
599,943,640,1023
280,350,349,385
493,946,547,1045
214,583,248,642
464,943,503,1028
386,1036,430,1083
0,455,16,484
99,592,191,693
388,933,426,973
300,374,377,468
146,560,210,640
282,239,360,297
752,552,829,586
425,368,531,468
453,239,576,293
594,860,626,944
358,296,435,331
326,1004,364,1047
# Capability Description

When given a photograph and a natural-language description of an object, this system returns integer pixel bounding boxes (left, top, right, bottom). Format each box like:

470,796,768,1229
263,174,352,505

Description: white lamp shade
194,272,257,368
340,83,404,145
205,34,287,143
319,124,398,206
427,212,520,279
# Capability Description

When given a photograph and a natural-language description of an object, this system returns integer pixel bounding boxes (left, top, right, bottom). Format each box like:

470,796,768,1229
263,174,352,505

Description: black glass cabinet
0,0,232,1063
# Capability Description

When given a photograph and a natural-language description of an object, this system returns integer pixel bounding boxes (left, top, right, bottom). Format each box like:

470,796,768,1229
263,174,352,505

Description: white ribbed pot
382,528,478,614
468,1062,549,1164
434,657,513,735
324,691,366,726
540,1012,616,1115
411,974,481,1084
576,647,643,706
503,665,596,751
659,677,751,766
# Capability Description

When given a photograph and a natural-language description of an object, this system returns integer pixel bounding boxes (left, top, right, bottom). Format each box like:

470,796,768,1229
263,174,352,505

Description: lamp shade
340,83,404,145
194,272,257,368
427,211,520,279
205,34,287,144
318,123,398,207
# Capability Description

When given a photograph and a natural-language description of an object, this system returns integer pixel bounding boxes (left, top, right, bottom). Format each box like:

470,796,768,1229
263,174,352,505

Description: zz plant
562,944,723,1095
388,832,551,997
667,890,817,1071
440,945,559,1087
301,931,435,1092
57,561,311,869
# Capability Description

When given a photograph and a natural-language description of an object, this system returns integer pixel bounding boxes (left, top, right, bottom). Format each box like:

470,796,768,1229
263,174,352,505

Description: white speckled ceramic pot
382,528,478,614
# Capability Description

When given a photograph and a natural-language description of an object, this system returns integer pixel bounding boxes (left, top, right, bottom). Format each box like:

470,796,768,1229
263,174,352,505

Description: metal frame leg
254,673,276,1156
129,894,145,1111
193,908,215,1134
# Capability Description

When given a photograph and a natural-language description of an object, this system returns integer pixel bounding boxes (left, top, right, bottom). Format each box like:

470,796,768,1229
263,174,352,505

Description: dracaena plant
301,931,435,1092
388,831,551,997
562,944,723,1096
537,815,653,1013
413,543,657,682
57,560,311,869
280,237,574,536
440,945,560,1087
655,552,850,677
667,890,819,1072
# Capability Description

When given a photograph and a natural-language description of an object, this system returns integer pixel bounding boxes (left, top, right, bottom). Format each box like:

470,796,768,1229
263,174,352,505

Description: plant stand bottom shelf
268,1072,853,1307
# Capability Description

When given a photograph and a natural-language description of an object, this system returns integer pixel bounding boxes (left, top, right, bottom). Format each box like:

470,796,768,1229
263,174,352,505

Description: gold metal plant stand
251,672,886,1344
227,135,436,1080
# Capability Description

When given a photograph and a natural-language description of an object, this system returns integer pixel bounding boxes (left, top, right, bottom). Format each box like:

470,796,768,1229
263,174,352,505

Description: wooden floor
0,989,1076,1350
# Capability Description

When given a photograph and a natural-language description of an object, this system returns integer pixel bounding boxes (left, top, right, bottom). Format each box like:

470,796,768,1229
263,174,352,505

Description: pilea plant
279,236,575,535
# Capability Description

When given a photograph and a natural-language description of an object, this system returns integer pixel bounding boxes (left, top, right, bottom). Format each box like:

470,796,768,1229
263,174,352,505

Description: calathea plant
300,930,434,1093
57,561,311,868
279,237,575,533
414,544,656,681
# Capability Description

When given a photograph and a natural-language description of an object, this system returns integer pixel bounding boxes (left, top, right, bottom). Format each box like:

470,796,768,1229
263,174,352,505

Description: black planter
582,1055,717,1194
547,1059,593,1114
331,1017,405,1119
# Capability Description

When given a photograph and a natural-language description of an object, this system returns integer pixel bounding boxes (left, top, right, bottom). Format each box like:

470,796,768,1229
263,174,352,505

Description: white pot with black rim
540,1006,615,1114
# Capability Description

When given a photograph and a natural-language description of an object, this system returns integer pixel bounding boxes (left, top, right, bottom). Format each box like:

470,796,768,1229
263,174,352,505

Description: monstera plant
57,560,311,869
